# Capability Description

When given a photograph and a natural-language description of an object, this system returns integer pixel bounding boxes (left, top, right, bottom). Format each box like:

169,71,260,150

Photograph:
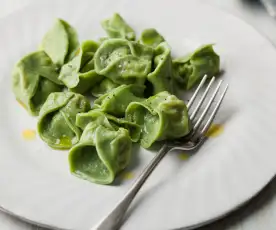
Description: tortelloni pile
12,13,220,185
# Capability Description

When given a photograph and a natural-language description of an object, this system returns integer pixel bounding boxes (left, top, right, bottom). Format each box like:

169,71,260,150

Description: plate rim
0,175,275,230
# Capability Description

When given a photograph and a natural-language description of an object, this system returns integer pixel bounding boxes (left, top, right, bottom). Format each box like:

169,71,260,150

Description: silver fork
92,75,229,230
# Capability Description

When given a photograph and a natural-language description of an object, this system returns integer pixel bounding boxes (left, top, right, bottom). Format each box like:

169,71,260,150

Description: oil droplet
120,171,134,180
59,136,72,146
206,124,224,138
75,47,80,56
22,129,36,140
16,99,27,110
178,152,190,161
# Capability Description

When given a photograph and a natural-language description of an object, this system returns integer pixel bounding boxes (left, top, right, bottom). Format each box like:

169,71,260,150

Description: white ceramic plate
0,0,276,229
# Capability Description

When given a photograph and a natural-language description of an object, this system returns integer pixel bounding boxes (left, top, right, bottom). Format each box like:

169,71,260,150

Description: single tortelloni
173,44,220,89
140,29,174,95
37,92,91,149
147,42,174,95
59,40,104,93
76,109,141,142
91,78,119,97
101,13,136,41
12,51,63,116
41,18,79,67
126,91,191,148
93,84,145,117
69,113,132,184
94,39,153,85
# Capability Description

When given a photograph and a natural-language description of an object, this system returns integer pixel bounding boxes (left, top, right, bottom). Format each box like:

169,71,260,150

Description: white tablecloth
1,0,276,229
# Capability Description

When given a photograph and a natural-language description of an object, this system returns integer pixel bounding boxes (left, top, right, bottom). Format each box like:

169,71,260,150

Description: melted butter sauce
178,124,223,161
120,171,134,180
205,124,224,138
58,136,72,146
178,152,190,161
17,99,27,110
22,129,36,140
75,47,80,56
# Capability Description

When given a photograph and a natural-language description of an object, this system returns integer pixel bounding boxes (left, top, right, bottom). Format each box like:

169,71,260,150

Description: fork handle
92,144,170,230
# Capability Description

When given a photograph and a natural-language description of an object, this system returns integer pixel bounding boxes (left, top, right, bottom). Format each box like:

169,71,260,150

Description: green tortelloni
69,119,132,184
140,28,165,48
12,51,63,116
93,84,145,117
37,92,91,149
41,19,79,66
76,109,141,142
59,40,104,93
140,29,173,95
147,42,174,95
101,13,136,41
173,44,220,89
94,39,153,85
126,91,191,148
91,78,119,97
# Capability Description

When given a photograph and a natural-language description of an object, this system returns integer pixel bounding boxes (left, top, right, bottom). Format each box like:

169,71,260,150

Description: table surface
1,0,276,229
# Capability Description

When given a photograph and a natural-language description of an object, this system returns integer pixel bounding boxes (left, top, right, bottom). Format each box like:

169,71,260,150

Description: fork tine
200,84,229,136
190,76,216,120
192,80,223,132
187,75,208,110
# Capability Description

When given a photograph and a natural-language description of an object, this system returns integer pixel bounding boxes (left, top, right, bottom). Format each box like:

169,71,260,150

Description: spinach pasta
37,92,90,149
69,112,132,184
12,51,63,116
12,13,220,185
126,91,191,148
